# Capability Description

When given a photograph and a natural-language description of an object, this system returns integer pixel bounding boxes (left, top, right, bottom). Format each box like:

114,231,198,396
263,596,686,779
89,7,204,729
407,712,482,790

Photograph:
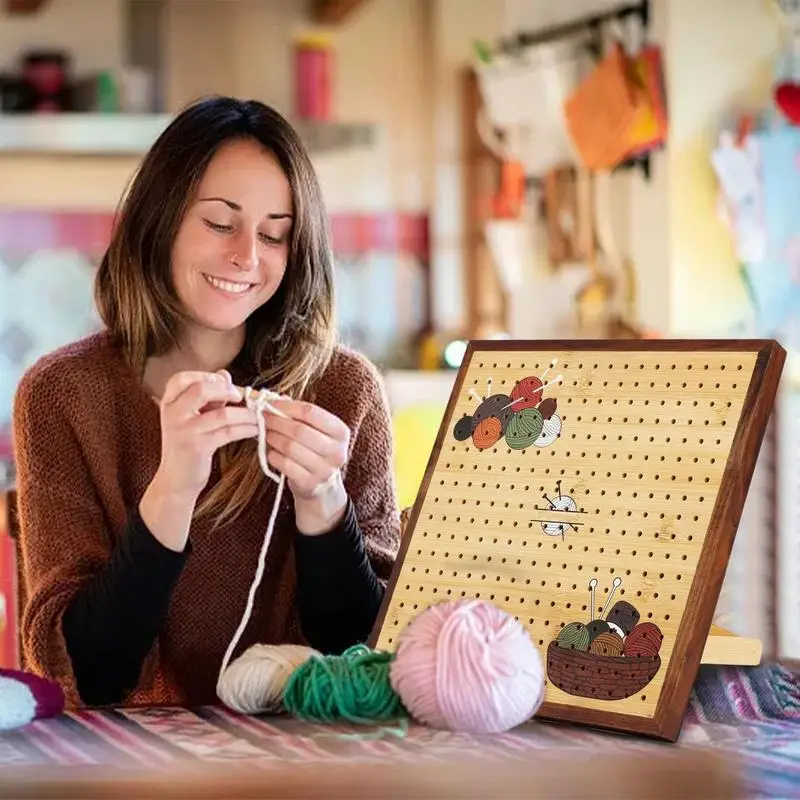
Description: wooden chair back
2,488,25,669
4,488,17,539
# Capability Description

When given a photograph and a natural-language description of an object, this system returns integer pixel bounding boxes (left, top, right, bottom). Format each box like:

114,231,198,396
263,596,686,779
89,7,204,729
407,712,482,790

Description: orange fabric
625,45,667,157
563,44,639,170
492,160,526,219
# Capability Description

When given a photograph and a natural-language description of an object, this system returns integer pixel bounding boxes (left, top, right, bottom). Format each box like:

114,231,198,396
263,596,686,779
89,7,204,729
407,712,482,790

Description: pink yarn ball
389,599,545,734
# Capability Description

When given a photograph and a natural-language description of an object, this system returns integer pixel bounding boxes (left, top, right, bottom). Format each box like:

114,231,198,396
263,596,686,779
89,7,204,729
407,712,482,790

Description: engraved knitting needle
539,488,585,515
534,491,586,527
543,493,572,536
599,577,623,620
531,490,587,541
589,578,598,622
540,358,558,380
502,375,563,410
556,480,563,536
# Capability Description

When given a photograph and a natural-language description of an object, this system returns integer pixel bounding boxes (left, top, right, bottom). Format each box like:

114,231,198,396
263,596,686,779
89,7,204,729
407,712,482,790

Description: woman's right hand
156,369,256,496
139,370,257,551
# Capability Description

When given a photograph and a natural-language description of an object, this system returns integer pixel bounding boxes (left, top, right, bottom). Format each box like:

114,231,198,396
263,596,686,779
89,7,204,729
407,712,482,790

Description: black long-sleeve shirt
61,499,384,706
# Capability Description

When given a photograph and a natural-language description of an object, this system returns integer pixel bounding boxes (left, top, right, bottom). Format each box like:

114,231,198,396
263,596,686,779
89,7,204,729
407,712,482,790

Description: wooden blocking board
371,339,785,742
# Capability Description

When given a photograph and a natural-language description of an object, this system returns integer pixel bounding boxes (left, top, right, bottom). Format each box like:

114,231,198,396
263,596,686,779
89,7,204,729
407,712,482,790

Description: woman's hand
263,399,351,536
140,370,257,551
156,370,257,495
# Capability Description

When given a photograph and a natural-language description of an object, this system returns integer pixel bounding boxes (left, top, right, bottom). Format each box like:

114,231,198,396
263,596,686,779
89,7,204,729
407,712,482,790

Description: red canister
294,34,333,121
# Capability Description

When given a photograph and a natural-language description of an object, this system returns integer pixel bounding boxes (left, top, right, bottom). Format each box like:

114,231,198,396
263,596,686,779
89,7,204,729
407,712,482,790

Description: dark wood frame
369,338,785,742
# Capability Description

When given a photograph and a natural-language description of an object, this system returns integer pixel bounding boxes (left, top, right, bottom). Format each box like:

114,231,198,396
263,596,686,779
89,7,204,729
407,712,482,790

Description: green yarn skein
282,644,406,724
505,407,544,450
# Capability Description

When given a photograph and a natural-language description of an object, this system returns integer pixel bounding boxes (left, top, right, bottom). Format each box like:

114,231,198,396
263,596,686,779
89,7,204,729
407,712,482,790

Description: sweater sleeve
339,358,401,584
11,363,184,707
61,507,188,705
293,355,402,651
293,497,384,653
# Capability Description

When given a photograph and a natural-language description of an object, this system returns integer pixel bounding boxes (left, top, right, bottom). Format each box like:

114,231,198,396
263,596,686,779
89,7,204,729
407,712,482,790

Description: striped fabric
0,663,798,797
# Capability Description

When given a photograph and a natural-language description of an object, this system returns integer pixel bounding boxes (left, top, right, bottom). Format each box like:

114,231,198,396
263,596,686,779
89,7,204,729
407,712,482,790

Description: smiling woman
10,96,401,709
173,144,294,332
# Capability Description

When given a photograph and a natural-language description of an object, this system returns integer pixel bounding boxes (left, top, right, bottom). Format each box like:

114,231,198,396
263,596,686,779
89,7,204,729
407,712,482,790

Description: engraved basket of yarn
546,578,664,702
389,598,545,734
548,592,663,702
546,639,661,701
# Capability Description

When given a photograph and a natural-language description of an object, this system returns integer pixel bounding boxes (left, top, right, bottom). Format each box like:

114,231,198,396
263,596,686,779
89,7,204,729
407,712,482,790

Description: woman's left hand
263,398,351,535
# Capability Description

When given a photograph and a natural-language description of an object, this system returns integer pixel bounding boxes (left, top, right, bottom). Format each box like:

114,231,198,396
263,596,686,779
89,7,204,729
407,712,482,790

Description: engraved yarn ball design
607,622,625,639
606,601,641,636
453,415,473,441
589,631,624,657
510,376,543,410
537,397,557,420
555,622,590,651
586,620,610,643
505,408,544,450
471,394,514,433
534,414,562,448
472,417,503,450
623,622,664,658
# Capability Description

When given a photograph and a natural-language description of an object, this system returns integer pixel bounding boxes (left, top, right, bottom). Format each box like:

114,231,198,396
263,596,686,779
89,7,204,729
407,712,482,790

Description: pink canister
294,34,333,121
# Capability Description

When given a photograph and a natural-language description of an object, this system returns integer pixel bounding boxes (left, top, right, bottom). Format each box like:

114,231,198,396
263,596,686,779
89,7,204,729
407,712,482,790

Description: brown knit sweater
12,331,400,708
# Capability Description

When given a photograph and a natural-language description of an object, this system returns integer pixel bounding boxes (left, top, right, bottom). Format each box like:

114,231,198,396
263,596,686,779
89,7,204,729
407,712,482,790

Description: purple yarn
0,668,65,720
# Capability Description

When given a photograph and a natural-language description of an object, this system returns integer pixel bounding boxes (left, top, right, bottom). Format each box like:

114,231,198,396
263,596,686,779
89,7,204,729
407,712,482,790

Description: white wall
666,0,779,336
430,0,504,334
164,0,431,214
0,0,124,75
305,0,431,213
165,0,304,113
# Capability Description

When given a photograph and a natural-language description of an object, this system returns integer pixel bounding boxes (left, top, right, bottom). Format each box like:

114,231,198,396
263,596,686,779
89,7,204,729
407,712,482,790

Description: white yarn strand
245,386,284,482
216,387,289,694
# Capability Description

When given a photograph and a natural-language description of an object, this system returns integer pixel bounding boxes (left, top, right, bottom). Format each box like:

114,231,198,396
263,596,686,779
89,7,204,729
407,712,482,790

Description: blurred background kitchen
0,0,799,671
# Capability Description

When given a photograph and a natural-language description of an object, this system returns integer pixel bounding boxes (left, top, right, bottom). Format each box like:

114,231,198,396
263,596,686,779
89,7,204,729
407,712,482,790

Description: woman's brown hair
95,95,337,524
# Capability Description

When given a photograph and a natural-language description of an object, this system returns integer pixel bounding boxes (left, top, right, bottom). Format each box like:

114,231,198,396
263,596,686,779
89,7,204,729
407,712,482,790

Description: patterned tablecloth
0,663,799,798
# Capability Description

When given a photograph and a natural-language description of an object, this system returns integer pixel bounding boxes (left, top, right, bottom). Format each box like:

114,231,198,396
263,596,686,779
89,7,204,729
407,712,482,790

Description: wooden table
0,697,770,799
0,749,744,799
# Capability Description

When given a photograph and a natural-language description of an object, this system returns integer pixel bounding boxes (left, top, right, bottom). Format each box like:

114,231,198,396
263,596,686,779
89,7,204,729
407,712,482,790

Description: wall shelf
0,113,376,156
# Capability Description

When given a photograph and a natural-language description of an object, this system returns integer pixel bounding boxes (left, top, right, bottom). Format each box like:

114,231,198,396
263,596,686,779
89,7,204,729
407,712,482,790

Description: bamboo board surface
372,339,785,741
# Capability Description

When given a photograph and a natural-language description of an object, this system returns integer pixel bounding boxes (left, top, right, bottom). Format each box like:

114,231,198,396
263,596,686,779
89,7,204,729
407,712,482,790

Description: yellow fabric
392,403,446,509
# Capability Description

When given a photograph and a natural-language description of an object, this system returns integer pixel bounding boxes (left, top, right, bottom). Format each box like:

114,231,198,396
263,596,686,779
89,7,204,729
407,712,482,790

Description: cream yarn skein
217,643,318,714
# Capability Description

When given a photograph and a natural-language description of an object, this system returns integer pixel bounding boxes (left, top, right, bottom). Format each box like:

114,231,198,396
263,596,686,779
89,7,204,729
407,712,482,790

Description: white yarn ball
217,644,317,715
